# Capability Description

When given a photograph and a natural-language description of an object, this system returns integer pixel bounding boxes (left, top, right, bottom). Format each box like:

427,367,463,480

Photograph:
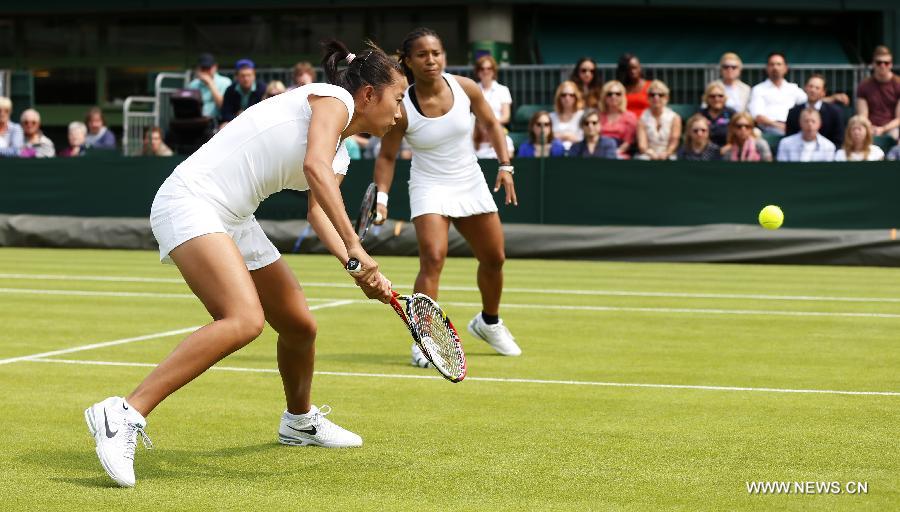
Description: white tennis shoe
278,405,362,448
84,396,152,488
468,313,522,356
410,342,432,368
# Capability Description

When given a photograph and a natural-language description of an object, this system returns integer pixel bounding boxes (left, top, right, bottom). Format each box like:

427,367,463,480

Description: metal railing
0,70,9,98
122,96,156,156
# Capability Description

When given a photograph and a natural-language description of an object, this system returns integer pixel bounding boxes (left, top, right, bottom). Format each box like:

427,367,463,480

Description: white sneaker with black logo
411,342,432,368
84,396,153,488
467,313,522,356
278,405,362,448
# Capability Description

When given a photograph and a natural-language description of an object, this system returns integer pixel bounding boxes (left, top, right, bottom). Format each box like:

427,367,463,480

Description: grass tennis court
1,247,898,511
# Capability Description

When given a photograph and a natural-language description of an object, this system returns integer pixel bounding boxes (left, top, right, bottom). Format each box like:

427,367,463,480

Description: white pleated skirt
408,167,498,220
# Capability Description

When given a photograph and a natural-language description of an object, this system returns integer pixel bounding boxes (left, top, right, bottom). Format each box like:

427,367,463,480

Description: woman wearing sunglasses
518,110,565,157
550,81,585,151
700,82,736,146
721,112,772,161
475,55,512,126
677,115,721,161
710,52,750,112
569,57,603,104
595,80,638,159
635,80,681,160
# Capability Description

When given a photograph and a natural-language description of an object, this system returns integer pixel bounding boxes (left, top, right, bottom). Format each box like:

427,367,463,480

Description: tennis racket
346,258,467,383
354,182,378,243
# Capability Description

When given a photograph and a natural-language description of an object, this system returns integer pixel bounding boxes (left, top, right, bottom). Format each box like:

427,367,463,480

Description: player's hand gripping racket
353,183,378,244
346,258,467,383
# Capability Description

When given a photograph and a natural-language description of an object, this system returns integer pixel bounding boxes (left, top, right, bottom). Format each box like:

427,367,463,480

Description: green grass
0,247,898,511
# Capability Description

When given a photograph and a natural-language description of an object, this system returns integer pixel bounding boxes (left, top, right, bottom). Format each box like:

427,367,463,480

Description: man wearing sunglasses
856,45,900,139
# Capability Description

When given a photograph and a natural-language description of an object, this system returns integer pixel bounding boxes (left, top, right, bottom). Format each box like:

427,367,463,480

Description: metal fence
122,96,156,156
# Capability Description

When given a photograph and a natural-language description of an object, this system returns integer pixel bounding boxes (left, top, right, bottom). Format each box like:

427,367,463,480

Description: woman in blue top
517,110,565,157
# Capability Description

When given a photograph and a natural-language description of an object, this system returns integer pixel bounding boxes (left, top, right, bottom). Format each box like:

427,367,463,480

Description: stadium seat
167,89,214,155
508,131,528,152
668,103,698,121
873,135,897,153
513,104,552,131
762,133,783,155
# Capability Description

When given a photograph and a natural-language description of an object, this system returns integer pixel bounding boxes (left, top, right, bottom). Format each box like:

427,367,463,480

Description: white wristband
376,191,389,206
499,165,515,175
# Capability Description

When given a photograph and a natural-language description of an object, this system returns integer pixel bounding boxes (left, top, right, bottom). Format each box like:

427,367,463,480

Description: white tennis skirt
408,168,498,219
150,174,280,271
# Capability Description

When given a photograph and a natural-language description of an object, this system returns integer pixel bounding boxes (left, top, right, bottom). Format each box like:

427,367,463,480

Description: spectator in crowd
220,58,266,124
677,115,721,161
711,52,751,112
776,108,835,162
517,110,564,157
142,126,173,157
290,61,316,89
721,112,773,161
20,109,55,158
263,80,287,99
636,80,682,160
550,80,584,151
597,80,638,159
570,57,602,105
835,115,885,161
887,144,900,160
344,137,363,160
59,121,87,157
785,74,844,146
748,52,807,135
0,96,24,157
84,107,116,150
475,55,512,125
617,53,651,117
567,108,617,158
699,82,736,146
187,53,232,120
856,45,900,139
473,121,515,159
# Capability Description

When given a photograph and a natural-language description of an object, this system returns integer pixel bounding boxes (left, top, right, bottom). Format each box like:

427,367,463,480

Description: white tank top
403,73,479,181
173,83,354,221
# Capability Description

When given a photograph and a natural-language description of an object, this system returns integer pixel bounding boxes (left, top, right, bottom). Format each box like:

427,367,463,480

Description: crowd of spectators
3,45,898,162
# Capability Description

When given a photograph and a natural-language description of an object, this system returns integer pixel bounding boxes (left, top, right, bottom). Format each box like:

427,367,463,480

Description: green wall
1,154,899,230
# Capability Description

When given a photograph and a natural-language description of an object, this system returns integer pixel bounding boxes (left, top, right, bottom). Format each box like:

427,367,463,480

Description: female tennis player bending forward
374,27,522,367
85,40,406,487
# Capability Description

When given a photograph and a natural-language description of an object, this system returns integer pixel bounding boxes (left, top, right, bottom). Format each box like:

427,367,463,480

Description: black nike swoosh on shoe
286,424,317,435
104,409,118,438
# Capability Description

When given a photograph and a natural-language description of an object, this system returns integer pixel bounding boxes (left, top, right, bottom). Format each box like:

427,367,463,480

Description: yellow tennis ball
759,205,784,230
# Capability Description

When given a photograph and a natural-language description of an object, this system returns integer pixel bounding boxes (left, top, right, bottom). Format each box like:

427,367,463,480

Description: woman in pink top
617,53,651,117
597,80,638,159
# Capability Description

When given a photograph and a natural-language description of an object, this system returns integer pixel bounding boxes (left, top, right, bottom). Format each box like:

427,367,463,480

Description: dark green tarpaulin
1,153,898,230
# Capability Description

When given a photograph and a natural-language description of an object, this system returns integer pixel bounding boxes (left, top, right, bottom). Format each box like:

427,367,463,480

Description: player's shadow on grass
29,444,291,487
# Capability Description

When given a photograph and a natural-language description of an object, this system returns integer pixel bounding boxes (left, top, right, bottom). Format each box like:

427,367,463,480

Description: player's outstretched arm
373,105,407,224
456,75,517,206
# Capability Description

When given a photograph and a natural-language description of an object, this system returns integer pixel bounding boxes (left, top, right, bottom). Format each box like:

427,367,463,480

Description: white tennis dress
403,73,498,219
150,83,354,270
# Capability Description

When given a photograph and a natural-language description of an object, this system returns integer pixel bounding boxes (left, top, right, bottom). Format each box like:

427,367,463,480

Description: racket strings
409,298,464,377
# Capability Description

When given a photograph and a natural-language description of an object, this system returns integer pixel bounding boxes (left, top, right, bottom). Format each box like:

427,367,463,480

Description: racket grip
346,258,362,273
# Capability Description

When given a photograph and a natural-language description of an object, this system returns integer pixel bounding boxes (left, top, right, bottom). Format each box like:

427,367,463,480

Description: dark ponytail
398,27,442,84
321,39,403,96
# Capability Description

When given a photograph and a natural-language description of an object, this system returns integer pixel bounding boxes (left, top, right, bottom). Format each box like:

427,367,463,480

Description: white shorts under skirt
408,170,498,219
150,175,280,271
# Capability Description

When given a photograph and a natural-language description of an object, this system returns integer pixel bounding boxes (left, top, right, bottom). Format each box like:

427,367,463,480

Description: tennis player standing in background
85,40,405,487
374,27,522,368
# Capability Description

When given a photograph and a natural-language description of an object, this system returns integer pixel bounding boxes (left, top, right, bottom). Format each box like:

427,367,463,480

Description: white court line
0,288,338,301
3,272,900,304
21,357,900,397
0,300,354,366
3,286,899,319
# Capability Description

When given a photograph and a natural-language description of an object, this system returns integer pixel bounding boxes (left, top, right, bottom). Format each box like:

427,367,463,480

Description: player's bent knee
227,310,266,347
419,250,447,273
274,314,317,342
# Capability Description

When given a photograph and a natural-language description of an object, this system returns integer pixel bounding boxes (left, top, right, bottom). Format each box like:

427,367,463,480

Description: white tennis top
403,73,479,182
172,83,354,220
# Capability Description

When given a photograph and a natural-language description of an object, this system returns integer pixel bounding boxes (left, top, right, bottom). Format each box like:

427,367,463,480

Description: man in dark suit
220,58,266,126
785,74,844,146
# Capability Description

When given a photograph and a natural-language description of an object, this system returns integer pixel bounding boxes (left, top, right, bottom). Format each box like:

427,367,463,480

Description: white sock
284,406,318,420
121,398,147,425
